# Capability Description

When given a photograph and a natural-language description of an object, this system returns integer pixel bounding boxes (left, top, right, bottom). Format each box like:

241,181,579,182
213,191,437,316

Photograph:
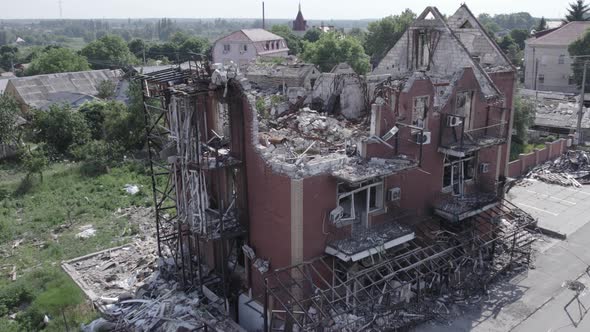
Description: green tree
26,48,90,76
302,32,370,74
81,34,139,69
569,31,590,91
511,96,536,159
303,29,322,43
564,0,590,23
348,28,366,44
270,25,302,55
128,38,147,57
364,9,416,61
514,97,535,142
536,17,548,32
178,36,209,56
0,45,18,72
22,148,48,181
509,29,529,50
32,104,91,156
97,79,116,99
498,35,517,53
0,94,21,146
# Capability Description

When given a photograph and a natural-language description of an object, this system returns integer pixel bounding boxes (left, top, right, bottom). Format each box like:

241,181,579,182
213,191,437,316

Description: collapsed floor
263,200,537,331
63,207,243,332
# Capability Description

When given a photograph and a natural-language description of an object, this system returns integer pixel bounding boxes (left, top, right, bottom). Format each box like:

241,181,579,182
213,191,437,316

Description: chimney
262,1,266,29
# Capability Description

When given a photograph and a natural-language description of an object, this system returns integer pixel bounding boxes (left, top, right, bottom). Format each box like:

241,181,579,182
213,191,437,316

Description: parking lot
507,179,590,238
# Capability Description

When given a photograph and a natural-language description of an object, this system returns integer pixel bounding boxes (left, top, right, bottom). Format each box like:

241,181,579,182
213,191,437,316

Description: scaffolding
140,59,248,306
263,199,536,331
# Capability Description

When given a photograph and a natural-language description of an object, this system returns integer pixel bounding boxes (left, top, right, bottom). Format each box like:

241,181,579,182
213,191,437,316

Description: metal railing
439,113,508,153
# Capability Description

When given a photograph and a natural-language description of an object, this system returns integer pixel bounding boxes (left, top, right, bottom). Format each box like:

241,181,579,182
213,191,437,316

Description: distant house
524,21,590,93
212,29,289,68
0,72,15,94
245,63,321,90
4,69,125,113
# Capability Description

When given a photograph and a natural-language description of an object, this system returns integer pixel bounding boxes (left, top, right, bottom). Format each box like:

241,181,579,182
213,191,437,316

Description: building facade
140,5,534,331
211,29,289,68
524,21,590,93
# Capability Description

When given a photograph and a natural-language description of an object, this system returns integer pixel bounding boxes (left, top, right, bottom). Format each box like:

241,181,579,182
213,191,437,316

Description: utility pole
58,0,63,19
577,61,587,146
143,46,147,65
262,2,265,30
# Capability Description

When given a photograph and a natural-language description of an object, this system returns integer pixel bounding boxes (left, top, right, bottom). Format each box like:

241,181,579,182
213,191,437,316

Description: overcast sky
0,0,574,20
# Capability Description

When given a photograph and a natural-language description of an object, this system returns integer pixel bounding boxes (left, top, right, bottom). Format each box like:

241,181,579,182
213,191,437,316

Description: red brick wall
241,95,293,295
506,138,568,178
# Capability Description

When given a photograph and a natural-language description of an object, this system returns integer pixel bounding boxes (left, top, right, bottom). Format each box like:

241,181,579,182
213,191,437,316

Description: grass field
0,161,152,331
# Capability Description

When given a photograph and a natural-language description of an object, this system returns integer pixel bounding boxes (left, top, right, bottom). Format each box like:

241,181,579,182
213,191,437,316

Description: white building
212,29,289,68
524,21,590,93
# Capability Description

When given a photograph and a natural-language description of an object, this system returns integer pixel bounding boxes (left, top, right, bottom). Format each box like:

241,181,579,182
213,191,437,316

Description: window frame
336,181,385,226
442,155,476,194
412,95,430,129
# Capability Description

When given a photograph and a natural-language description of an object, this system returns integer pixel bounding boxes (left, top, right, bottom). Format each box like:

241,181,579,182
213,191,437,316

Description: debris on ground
66,207,244,332
123,184,140,195
75,225,97,239
564,280,586,293
526,150,590,187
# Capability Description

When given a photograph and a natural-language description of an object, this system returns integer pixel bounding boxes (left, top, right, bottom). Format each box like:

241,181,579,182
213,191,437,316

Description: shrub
97,79,116,100
31,105,91,157
71,140,119,176
22,147,48,181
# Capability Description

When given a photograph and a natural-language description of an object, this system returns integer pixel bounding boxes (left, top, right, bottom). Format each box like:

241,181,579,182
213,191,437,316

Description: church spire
298,1,301,12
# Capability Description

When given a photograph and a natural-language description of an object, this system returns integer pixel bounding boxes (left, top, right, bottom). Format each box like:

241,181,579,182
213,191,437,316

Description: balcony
325,221,415,262
438,113,508,157
433,192,499,222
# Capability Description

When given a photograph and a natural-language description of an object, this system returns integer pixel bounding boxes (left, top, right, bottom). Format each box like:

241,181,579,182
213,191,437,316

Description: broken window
336,181,384,227
223,44,230,52
460,20,474,29
412,96,429,128
455,91,474,130
415,30,431,69
265,41,270,50
538,74,545,84
443,155,476,195
242,44,248,52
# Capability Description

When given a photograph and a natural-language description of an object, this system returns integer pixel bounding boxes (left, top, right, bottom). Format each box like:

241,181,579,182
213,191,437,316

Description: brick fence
507,139,568,178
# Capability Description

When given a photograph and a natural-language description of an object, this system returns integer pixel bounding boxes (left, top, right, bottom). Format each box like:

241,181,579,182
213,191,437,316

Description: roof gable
241,29,285,42
527,21,590,46
373,6,504,101
447,5,512,69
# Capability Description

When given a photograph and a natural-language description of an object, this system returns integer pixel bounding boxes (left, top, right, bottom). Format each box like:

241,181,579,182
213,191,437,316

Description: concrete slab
506,179,590,238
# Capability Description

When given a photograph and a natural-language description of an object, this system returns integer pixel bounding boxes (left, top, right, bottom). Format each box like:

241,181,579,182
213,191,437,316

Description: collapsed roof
373,5,513,104
6,69,125,110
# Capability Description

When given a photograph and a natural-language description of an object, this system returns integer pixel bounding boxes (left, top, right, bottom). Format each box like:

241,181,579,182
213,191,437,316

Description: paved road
415,185,590,332
507,179,590,238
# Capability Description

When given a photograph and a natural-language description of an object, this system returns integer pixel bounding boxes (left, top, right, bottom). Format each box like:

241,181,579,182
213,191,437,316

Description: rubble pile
83,259,241,332
256,107,372,177
259,107,369,156
73,207,242,332
527,150,590,187
62,207,159,303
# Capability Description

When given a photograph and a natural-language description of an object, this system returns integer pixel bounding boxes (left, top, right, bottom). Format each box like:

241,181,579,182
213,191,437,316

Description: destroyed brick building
136,5,536,331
